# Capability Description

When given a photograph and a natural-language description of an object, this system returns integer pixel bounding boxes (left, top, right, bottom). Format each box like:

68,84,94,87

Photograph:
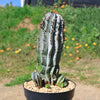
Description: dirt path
0,80,100,100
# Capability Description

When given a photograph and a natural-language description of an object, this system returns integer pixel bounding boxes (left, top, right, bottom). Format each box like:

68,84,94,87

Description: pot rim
23,79,76,95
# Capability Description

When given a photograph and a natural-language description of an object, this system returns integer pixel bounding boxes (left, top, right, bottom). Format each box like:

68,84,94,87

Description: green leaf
45,84,50,89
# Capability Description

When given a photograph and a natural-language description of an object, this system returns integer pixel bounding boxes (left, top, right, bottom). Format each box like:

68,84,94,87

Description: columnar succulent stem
31,12,68,88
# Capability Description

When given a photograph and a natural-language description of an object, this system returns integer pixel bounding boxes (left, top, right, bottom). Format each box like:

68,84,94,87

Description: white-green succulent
31,12,68,88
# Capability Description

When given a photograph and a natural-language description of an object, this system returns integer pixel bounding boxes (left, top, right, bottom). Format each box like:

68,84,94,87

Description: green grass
59,6,100,58
61,59,100,87
0,4,100,87
5,74,31,86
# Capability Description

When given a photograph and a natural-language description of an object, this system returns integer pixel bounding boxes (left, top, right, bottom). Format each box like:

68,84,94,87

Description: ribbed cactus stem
31,12,68,88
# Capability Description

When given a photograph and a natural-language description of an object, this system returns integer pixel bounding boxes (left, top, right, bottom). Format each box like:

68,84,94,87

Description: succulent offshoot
31,12,68,88
45,84,51,89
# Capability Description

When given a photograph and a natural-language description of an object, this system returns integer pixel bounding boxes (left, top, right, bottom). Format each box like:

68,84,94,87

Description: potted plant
23,12,76,100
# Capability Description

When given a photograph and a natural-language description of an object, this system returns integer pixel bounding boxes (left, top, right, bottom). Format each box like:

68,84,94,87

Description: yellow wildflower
63,28,66,32
76,50,79,53
76,43,79,45
33,46,36,49
63,2,65,4
66,4,68,7
79,45,82,47
93,42,96,46
76,57,79,60
52,10,56,13
0,50,4,53
66,46,69,49
75,46,79,49
6,48,10,51
64,53,66,56
69,53,72,56
70,60,73,63
27,44,30,47
85,44,88,47
15,50,19,54
64,37,67,41
18,49,22,52
72,38,75,41
15,49,21,54
61,5,64,8
55,11,58,14
7,69,10,72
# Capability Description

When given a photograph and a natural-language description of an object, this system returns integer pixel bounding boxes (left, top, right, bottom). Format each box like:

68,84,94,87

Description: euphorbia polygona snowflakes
31,12,69,88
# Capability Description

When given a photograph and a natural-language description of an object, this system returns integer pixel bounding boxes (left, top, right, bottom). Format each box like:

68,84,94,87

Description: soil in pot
24,80,75,93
